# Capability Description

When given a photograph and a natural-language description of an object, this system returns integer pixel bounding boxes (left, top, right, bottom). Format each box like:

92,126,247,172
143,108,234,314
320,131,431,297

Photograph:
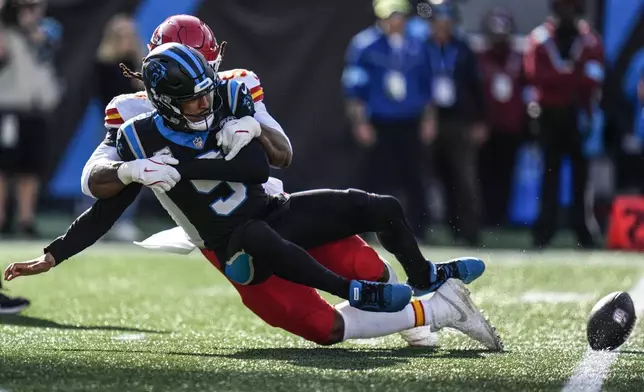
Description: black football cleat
0,292,30,314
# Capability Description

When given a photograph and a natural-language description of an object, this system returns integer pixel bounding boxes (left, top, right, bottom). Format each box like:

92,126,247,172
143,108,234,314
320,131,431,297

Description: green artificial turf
2,243,644,392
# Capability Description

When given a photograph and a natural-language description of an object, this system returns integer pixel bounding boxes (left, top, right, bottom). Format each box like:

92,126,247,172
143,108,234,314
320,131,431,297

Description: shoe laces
359,281,386,305
438,263,456,281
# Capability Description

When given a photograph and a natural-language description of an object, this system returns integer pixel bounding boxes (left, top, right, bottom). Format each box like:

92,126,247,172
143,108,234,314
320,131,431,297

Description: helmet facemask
149,81,223,133
179,89,217,132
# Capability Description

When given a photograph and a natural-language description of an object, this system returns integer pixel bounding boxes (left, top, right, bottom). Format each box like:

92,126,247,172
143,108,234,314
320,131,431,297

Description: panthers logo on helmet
145,60,167,88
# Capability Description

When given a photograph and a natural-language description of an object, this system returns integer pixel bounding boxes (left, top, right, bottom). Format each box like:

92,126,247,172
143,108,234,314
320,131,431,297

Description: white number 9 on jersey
191,179,247,216
189,150,247,216
211,181,247,215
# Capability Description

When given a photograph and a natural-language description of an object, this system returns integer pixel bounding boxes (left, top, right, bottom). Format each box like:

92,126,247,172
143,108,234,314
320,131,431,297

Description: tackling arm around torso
83,104,291,200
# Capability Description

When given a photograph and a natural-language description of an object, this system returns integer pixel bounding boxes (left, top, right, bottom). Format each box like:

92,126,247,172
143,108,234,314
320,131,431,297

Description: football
587,291,637,351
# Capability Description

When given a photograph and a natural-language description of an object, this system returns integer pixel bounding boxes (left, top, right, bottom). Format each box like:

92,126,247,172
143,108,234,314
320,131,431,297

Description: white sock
336,301,417,340
335,262,443,341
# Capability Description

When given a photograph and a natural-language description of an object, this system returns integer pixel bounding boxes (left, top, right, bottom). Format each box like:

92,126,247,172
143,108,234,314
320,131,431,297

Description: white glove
117,155,181,193
216,116,262,161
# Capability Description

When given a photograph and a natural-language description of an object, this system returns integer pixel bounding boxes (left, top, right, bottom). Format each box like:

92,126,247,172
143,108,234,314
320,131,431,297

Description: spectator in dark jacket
426,1,486,247
478,7,528,227
524,0,603,249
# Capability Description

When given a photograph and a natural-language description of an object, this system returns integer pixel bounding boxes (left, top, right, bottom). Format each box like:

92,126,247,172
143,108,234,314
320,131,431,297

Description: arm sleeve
81,135,122,199
44,183,142,265
176,139,269,184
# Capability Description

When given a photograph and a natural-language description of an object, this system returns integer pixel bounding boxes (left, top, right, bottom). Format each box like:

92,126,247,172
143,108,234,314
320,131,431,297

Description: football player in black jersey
120,43,484,309
8,43,483,309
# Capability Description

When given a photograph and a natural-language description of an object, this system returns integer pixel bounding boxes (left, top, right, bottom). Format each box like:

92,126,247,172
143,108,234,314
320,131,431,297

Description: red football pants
201,235,385,344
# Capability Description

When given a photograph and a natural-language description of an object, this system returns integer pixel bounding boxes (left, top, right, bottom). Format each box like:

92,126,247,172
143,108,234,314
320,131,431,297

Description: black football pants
233,189,429,295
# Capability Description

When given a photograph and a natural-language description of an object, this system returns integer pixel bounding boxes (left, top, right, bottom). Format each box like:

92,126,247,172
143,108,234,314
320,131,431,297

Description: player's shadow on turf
48,347,500,370
0,314,168,334
209,347,498,369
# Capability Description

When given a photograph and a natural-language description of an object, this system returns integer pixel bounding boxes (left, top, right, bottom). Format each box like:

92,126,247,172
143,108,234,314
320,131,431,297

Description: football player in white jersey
7,15,487,348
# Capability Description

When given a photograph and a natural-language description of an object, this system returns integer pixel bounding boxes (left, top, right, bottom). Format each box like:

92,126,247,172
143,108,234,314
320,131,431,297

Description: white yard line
561,277,644,392
520,291,595,304
112,333,146,341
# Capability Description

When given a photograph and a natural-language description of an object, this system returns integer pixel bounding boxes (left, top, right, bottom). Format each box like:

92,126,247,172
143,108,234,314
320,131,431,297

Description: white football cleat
425,279,503,351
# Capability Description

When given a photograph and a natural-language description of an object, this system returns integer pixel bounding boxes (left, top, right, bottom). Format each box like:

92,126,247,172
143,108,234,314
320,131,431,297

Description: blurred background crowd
0,0,642,251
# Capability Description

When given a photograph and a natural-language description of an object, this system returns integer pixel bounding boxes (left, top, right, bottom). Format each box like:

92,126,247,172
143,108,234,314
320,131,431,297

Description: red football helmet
148,15,226,72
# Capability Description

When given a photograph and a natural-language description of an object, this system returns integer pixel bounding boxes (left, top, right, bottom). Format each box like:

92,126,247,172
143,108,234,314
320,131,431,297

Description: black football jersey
115,79,270,250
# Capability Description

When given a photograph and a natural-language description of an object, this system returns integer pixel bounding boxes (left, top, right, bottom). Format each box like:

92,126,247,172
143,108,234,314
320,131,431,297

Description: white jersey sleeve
218,68,264,102
104,91,155,129
88,70,289,199
83,91,154,198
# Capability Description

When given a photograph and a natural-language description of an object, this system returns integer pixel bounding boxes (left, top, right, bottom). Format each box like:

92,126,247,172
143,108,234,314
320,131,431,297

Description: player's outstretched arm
177,139,269,184
4,183,142,281
4,253,55,281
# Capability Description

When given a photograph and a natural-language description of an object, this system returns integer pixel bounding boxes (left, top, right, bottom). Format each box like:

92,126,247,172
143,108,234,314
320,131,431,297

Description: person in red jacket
524,0,603,249
478,7,528,227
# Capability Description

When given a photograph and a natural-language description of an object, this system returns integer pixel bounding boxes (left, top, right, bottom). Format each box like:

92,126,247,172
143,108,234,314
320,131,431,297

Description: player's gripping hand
117,155,181,193
4,253,56,281
216,116,262,161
